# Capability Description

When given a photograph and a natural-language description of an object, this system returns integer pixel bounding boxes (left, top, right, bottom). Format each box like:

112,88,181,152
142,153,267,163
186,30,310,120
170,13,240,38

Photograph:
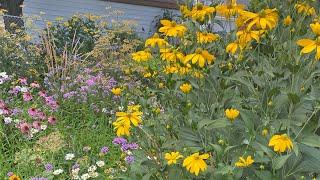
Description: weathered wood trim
108,0,179,9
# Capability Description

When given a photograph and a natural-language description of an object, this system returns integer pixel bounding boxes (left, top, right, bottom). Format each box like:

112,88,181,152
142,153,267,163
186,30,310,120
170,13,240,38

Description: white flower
31,128,39,134
96,160,105,167
0,109,3,115
102,108,107,113
13,119,20,124
88,165,97,172
40,124,47,130
0,79,4,85
89,171,99,178
81,173,90,180
4,117,12,124
53,169,64,175
0,72,8,79
65,153,75,160
72,168,80,175
126,150,133,155
118,106,124,111
20,87,29,93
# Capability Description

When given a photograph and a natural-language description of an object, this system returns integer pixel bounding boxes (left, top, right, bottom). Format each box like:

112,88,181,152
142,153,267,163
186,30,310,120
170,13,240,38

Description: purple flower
100,146,109,154
31,177,48,180
112,137,127,145
7,172,13,177
86,77,96,86
125,155,135,164
121,143,139,151
72,163,80,170
44,163,53,171
23,92,33,101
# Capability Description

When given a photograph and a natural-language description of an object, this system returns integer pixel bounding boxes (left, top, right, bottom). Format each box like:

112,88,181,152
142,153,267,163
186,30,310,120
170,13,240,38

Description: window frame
108,0,179,9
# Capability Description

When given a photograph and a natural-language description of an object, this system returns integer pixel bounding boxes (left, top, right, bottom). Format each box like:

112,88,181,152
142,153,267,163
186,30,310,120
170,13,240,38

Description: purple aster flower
100,146,109,154
72,163,80,170
31,177,48,180
125,155,135,164
112,137,127,145
121,143,139,151
44,163,53,171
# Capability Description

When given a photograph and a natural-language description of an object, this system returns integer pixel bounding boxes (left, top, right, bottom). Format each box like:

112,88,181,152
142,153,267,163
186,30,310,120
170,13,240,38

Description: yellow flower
113,119,131,136
180,5,191,18
297,37,320,60
283,15,293,26
145,33,168,48
164,65,179,74
196,32,219,44
225,108,240,121
128,105,141,111
262,128,268,136
143,72,152,78
111,87,122,96
180,83,192,94
226,42,241,54
216,0,245,19
235,156,254,168
159,82,165,88
116,111,143,127
159,20,187,37
160,48,185,62
310,22,320,36
9,174,21,180
165,151,183,165
241,8,278,30
190,3,215,22
132,49,152,62
183,152,209,176
268,134,293,153
295,2,316,16
184,48,215,68
236,29,262,44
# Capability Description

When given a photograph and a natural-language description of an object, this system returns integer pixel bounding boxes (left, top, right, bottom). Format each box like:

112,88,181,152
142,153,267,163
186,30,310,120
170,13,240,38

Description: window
108,0,179,9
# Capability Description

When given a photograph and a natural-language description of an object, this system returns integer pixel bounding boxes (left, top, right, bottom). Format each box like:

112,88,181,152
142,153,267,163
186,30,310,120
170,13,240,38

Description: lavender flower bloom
72,163,80,170
100,146,109,154
44,163,53,172
121,143,139,151
7,172,13,177
112,137,127,145
31,177,48,180
125,156,135,164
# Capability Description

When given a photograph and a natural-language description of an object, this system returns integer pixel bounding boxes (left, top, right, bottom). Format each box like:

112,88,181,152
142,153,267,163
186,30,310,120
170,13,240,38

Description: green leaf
198,118,231,130
300,135,320,148
287,93,300,104
273,154,291,170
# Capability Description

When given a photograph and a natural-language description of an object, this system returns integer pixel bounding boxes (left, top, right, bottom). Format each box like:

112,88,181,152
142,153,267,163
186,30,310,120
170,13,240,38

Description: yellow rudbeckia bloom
159,20,187,37
180,83,192,94
111,87,122,96
132,49,152,62
184,48,215,68
297,37,320,60
236,29,262,44
183,152,209,176
145,33,168,48
235,156,254,168
268,134,293,153
241,8,278,30
160,48,185,62
196,32,219,44
116,111,143,127
216,0,244,19
310,22,320,36
295,2,316,16
190,3,215,22
225,108,240,121
165,151,183,165
113,119,131,137
180,5,191,18
283,15,293,26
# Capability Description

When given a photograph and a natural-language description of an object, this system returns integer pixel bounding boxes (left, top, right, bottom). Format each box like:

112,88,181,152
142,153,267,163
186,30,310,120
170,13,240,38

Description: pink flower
32,121,41,130
30,82,40,88
19,77,27,85
39,90,47,97
20,122,31,134
48,116,57,125
37,111,46,120
0,100,5,108
23,92,32,101
28,108,38,117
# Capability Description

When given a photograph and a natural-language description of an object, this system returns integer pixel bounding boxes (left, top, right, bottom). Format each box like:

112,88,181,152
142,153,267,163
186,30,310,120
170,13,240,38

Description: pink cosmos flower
48,116,57,125
23,92,32,101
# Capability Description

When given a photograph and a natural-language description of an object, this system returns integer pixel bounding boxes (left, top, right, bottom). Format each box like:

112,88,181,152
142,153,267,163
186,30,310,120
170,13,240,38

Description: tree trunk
0,0,24,33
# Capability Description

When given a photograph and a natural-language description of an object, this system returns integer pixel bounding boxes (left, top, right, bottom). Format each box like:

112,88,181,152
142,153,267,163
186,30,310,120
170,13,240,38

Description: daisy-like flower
236,29,263,44
180,5,191,18
160,48,185,62
111,87,122,96
52,169,64,175
180,83,192,94
9,174,21,180
226,40,247,54
131,49,152,62
184,48,215,68
196,32,219,44
115,110,143,127
225,108,240,121
183,152,209,176
216,0,245,19
65,153,75,160
145,33,168,48
295,2,316,16
241,8,278,30
96,160,105,167
113,119,131,136
297,22,320,60
235,156,254,168
190,3,215,22
268,134,293,153
159,20,187,37
283,15,293,26
165,151,183,165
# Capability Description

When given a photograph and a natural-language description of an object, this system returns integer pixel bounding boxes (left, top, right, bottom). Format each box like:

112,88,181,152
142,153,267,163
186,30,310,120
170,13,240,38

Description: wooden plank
108,0,179,9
